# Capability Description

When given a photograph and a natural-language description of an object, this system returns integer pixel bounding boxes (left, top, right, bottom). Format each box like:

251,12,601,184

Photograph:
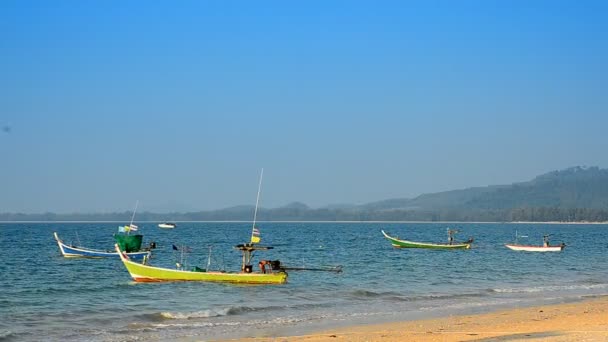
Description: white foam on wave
419,298,521,311
0,330,15,339
160,307,233,320
492,283,608,294
151,321,241,329
144,316,311,331
147,312,335,331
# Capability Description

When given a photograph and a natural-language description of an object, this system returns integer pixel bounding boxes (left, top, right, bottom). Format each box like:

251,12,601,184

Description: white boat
54,232,151,260
158,222,176,229
505,232,565,252
504,244,564,252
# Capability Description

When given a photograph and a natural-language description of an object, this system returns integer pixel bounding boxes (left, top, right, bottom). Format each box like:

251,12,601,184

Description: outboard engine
270,260,282,270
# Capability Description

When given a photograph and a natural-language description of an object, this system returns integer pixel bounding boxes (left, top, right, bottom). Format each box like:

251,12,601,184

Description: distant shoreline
1,220,607,224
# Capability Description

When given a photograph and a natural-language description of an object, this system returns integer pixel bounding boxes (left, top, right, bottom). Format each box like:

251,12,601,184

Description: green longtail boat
381,229,473,249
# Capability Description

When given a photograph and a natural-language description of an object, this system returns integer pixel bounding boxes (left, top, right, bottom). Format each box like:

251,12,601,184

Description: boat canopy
234,243,275,273
114,234,143,253
234,243,274,251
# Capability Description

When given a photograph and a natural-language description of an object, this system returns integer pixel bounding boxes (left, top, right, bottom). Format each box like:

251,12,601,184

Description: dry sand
223,296,608,342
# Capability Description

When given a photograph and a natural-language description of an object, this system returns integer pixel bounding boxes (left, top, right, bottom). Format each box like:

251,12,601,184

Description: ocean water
1,222,607,341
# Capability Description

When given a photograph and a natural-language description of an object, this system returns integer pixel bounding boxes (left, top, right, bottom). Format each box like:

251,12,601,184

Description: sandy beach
224,296,608,342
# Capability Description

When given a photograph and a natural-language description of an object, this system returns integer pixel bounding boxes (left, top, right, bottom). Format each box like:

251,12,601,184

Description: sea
1,222,607,341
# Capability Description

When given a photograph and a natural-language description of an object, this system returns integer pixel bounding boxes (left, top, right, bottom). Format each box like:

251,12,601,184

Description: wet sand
223,296,608,341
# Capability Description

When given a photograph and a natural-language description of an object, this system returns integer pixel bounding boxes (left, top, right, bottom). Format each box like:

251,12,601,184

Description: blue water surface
1,222,607,341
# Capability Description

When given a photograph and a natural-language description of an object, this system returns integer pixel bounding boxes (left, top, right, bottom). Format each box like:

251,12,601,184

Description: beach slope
226,296,608,342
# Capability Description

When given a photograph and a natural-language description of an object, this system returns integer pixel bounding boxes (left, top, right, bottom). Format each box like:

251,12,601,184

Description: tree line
1,206,607,222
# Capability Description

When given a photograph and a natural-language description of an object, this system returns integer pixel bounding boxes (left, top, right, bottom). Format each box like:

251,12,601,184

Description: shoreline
223,296,608,342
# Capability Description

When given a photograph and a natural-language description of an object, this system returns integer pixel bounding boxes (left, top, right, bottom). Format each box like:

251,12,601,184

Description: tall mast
207,246,212,271
251,169,264,232
129,200,139,227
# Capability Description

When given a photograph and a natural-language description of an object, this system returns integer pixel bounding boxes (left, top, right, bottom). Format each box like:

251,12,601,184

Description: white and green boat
381,229,473,249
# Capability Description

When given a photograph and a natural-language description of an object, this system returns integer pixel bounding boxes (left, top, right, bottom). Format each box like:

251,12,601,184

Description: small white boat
504,244,565,252
158,222,176,229
505,233,565,252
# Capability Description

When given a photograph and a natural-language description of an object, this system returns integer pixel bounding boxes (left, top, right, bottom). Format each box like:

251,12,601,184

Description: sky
1,1,607,213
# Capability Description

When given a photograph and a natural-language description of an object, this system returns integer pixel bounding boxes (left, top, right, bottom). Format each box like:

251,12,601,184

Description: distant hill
2,166,608,222
280,202,310,210
466,166,608,209
357,198,414,211
353,166,608,211
362,185,506,211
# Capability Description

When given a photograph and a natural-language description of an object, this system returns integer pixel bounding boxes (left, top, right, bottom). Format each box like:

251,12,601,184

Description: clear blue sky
1,1,607,213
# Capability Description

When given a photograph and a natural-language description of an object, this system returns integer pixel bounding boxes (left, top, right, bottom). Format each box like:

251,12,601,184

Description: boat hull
54,232,151,260
158,223,176,229
381,230,471,249
115,245,287,284
505,244,564,252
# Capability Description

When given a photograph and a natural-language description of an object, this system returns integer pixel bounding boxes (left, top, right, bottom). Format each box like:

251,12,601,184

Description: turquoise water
1,222,607,341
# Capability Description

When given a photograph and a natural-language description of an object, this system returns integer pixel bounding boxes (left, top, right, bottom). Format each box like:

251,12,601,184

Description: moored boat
158,222,177,229
54,232,151,260
116,169,287,284
381,229,473,249
115,243,288,284
504,244,565,252
505,233,565,252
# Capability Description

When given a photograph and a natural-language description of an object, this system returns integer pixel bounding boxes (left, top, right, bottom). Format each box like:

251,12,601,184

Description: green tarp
114,234,143,253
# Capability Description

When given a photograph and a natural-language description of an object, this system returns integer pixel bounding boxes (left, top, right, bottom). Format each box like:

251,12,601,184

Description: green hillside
2,166,608,222
466,166,608,209
358,166,608,211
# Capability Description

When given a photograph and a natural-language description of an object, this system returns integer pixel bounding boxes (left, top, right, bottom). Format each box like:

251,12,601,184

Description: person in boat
259,260,271,274
543,235,549,247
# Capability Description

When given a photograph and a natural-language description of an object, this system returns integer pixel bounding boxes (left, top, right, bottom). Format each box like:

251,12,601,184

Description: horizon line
1,220,606,224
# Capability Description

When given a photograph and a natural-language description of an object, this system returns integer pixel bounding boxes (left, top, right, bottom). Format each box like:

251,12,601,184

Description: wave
139,300,341,323
348,289,420,302
347,283,608,302
140,304,282,322
0,330,24,342
347,289,489,302
581,278,608,285
14,282,127,297
126,314,316,334
348,289,389,298
159,306,255,320
419,298,521,311
131,312,335,332
418,292,490,301
492,283,608,294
